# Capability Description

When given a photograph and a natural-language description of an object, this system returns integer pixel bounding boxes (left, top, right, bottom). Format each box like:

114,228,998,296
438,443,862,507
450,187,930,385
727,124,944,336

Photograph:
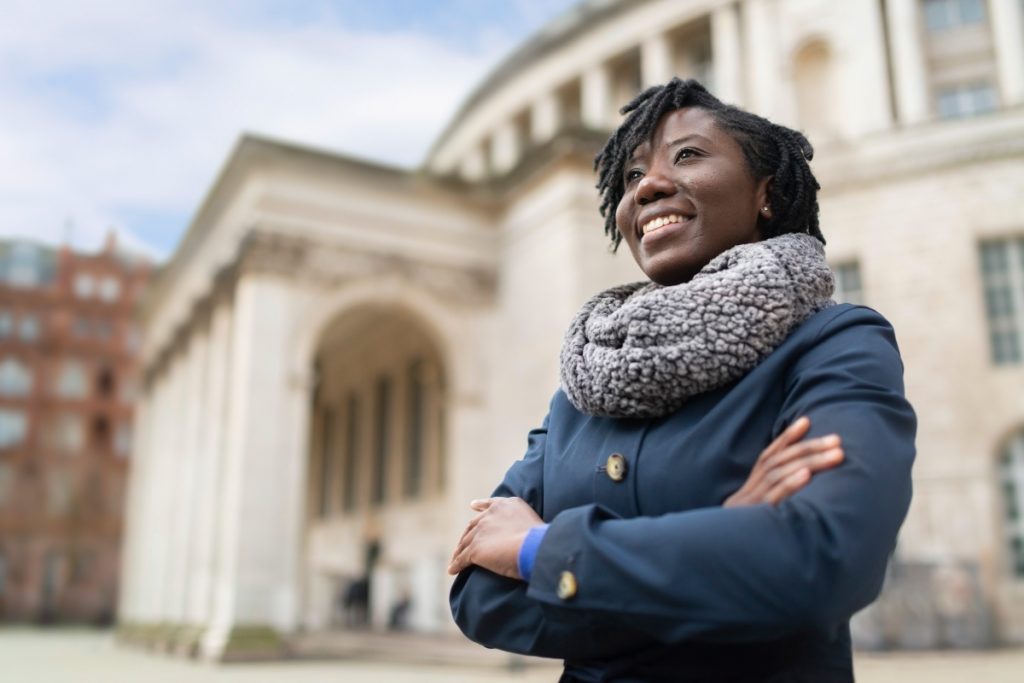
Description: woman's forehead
626,107,723,162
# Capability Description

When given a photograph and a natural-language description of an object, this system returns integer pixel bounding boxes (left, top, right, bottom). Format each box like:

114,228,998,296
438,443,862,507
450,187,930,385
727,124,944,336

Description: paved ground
2,629,1024,683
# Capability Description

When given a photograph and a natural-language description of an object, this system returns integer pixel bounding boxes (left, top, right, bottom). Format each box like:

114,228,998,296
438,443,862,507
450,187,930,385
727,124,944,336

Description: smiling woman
448,79,916,683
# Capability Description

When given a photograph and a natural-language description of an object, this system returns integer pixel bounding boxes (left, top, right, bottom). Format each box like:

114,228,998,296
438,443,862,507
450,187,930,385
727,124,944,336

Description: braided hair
594,78,824,251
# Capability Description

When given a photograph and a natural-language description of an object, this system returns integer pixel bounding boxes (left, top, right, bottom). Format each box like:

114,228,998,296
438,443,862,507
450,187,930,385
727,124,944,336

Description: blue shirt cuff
517,523,549,582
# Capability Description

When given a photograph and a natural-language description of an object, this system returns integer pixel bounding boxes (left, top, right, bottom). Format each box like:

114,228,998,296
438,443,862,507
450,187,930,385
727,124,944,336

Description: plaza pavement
2,629,1023,683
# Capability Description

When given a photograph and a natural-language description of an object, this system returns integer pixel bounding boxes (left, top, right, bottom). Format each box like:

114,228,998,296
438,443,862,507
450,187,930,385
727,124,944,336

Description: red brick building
0,233,150,622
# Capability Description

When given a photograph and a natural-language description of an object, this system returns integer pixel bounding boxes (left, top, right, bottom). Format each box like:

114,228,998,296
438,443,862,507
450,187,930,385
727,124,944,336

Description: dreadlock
594,77,824,251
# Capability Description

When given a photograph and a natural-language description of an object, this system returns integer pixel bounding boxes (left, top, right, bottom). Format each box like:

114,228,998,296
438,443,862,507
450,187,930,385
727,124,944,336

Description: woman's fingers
758,416,811,462
470,498,493,512
763,448,844,504
764,467,811,505
764,434,841,471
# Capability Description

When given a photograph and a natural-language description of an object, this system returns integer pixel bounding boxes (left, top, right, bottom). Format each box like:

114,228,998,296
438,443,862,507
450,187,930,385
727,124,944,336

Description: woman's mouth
641,214,688,235
640,214,693,243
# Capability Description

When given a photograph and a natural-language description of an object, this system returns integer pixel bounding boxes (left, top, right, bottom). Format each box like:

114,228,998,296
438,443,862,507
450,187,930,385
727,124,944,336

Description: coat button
557,571,578,600
606,453,627,482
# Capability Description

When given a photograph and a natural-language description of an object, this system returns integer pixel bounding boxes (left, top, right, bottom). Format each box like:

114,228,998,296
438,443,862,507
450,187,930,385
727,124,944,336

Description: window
0,358,33,397
97,366,115,398
47,471,74,516
832,261,865,306
92,415,111,450
937,82,997,119
405,360,426,499
0,312,12,338
7,242,43,288
18,315,39,341
98,276,121,302
318,407,335,518
342,394,360,512
372,377,391,505
0,462,13,505
924,0,987,31
55,360,89,398
0,409,27,448
51,413,85,453
74,274,95,298
114,423,132,458
1000,430,1024,578
980,239,1024,364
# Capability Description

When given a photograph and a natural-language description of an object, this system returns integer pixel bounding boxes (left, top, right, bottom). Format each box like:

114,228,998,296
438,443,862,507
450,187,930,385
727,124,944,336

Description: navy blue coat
450,304,916,682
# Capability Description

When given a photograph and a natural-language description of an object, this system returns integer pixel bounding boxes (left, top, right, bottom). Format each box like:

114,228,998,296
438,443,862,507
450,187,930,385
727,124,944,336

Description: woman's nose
634,168,676,205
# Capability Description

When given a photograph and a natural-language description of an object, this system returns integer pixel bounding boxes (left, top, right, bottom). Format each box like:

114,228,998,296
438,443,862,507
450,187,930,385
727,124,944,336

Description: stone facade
119,0,1024,658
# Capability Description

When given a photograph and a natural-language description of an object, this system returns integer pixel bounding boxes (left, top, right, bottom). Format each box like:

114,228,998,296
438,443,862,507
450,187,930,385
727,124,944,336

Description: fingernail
823,434,840,446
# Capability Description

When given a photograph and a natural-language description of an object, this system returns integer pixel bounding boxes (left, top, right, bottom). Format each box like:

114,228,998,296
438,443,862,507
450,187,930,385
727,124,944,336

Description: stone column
135,368,168,626
711,2,743,105
187,299,234,639
116,386,152,626
200,272,310,660
581,63,612,129
163,330,207,635
886,0,930,124
530,92,561,144
991,0,1024,107
490,119,520,175
742,0,782,117
159,344,192,634
641,33,673,88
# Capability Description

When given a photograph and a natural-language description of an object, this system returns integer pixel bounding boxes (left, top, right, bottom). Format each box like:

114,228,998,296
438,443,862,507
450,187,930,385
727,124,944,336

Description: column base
200,624,285,662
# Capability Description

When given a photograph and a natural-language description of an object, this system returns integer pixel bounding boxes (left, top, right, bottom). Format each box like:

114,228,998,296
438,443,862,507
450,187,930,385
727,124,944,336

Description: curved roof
423,0,640,167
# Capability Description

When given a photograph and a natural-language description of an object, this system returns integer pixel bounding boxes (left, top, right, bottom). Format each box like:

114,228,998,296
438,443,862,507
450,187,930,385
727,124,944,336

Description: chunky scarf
559,233,835,418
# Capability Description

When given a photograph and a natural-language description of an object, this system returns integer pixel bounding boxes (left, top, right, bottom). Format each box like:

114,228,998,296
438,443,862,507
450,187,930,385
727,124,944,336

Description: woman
447,79,915,682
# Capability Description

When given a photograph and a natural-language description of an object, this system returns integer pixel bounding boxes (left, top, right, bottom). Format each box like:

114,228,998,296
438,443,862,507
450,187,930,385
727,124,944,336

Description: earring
761,205,770,215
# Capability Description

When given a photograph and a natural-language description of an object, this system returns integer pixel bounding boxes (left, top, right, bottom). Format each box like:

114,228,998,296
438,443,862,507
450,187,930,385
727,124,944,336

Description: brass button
557,571,578,600
606,453,627,482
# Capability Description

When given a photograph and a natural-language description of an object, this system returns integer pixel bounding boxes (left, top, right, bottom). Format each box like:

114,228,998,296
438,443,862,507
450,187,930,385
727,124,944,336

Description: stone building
118,0,1024,659
0,234,150,622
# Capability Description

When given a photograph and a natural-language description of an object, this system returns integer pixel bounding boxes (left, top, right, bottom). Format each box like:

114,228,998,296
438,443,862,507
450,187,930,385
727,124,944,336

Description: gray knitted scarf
559,233,835,418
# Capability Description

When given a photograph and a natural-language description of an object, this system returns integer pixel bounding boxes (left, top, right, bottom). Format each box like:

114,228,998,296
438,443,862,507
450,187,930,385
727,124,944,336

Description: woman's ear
757,177,773,220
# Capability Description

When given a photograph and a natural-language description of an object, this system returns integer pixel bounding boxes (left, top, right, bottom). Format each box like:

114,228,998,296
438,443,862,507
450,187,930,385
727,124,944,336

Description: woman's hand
447,497,543,579
724,416,844,507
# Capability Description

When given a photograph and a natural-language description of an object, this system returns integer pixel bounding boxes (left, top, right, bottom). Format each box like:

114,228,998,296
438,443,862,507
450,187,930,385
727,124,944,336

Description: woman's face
615,107,770,286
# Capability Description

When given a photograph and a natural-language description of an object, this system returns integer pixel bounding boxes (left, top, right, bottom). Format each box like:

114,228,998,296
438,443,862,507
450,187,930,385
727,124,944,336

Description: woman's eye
625,168,644,182
675,147,698,162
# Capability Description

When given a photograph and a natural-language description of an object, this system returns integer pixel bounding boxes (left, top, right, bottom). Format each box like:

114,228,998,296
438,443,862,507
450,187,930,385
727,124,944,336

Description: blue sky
0,0,580,260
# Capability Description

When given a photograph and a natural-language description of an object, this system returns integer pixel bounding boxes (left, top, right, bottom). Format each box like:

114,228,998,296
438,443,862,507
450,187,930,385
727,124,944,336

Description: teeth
642,214,685,235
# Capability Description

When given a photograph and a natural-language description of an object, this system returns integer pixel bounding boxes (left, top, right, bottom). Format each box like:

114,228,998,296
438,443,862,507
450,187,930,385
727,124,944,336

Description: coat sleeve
524,306,916,644
449,405,654,658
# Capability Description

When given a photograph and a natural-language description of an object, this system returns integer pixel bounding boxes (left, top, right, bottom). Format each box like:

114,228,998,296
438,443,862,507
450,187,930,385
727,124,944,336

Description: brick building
0,233,150,622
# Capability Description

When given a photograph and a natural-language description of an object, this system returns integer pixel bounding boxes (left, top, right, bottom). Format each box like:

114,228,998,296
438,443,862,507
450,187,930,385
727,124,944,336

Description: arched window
793,40,837,141
1000,430,1024,578
0,358,32,397
55,360,88,399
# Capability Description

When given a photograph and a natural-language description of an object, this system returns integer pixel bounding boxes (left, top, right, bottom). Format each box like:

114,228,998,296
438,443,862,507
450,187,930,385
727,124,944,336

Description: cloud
0,0,575,260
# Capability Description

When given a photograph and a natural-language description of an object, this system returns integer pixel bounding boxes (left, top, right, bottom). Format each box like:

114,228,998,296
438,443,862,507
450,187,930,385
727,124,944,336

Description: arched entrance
302,305,448,633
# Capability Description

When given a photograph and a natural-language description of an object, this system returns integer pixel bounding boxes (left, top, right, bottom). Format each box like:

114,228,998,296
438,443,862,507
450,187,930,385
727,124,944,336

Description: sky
0,0,581,261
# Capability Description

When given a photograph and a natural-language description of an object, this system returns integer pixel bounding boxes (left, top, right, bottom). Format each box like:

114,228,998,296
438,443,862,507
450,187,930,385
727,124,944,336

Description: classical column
641,33,673,88
116,386,152,626
490,119,520,175
458,143,486,182
711,2,743,105
530,92,561,144
885,0,930,124
991,0,1024,107
581,63,612,129
187,299,234,638
742,0,782,117
161,341,195,632
200,272,310,660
